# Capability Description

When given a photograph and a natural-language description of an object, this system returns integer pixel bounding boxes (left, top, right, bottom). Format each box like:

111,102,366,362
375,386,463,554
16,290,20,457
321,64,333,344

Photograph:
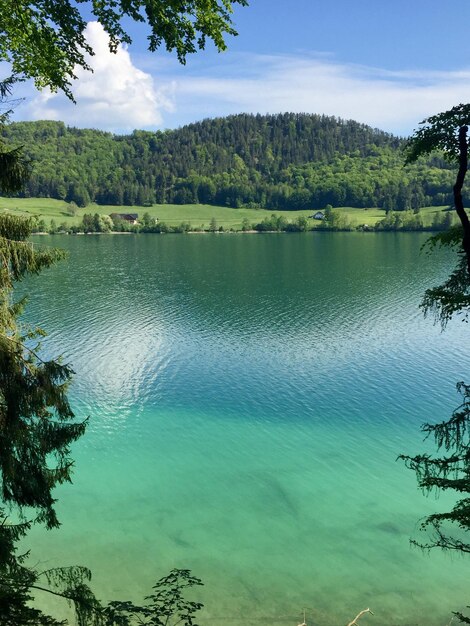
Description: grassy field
0,197,448,229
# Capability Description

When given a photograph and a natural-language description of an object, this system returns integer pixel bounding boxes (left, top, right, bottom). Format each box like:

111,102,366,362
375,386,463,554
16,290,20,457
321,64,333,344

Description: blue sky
12,0,470,135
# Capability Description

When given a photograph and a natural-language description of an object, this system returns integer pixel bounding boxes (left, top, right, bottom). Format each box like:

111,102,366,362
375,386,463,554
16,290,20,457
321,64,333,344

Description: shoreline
31,228,441,236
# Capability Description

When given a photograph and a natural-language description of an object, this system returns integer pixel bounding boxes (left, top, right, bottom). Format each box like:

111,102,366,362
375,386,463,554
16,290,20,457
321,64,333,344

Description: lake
24,232,470,626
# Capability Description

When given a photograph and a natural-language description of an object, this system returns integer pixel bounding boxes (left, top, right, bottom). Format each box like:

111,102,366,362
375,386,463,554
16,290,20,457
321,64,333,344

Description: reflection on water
24,233,470,625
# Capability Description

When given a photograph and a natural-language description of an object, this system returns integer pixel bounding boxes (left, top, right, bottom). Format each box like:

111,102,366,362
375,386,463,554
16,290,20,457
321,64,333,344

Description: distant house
110,213,139,225
310,211,325,220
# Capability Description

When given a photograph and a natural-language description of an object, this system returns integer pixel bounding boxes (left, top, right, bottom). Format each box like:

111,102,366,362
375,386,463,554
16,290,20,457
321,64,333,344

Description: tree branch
29,584,75,601
347,608,374,626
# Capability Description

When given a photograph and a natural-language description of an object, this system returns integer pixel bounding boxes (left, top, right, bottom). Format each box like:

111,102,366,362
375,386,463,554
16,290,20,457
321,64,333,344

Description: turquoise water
23,233,470,625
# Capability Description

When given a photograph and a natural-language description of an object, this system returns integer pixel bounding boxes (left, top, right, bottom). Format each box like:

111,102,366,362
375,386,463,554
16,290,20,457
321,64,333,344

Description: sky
10,0,470,135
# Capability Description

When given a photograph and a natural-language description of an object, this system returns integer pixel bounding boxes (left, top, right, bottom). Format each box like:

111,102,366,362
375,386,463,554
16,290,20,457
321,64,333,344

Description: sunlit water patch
22,233,470,625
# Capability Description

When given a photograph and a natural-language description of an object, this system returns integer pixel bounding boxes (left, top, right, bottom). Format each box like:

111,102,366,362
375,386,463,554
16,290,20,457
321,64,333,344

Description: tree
0,215,86,529
67,201,79,217
295,215,309,232
404,105,470,326
419,227,470,327
0,513,103,625
0,92,84,622
140,212,155,230
0,76,89,533
0,511,205,625
324,204,333,221
406,104,470,278
103,569,204,626
0,78,30,191
401,105,470,625
209,216,218,232
0,521,204,626
0,0,248,99
36,219,47,232
241,217,252,231
2,114,449,212
81,213,96,233
400,383,470,623
0,85,96,619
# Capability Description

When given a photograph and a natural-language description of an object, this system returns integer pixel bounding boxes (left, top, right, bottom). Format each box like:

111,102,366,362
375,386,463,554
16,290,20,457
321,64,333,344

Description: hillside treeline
1,113,456,209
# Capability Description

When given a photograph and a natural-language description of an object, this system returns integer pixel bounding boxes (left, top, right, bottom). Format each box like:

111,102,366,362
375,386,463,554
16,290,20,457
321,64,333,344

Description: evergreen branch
0,332,55,366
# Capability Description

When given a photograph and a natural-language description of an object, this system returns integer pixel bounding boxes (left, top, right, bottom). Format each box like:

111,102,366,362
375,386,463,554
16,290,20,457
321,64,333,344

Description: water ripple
23,233,470,626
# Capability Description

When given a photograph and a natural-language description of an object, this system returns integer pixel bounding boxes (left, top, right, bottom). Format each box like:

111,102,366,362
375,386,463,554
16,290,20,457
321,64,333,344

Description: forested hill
1,113,455,210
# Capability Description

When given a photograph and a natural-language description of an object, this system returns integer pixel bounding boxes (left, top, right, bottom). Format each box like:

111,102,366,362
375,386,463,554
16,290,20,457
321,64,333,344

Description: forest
0,113,457,210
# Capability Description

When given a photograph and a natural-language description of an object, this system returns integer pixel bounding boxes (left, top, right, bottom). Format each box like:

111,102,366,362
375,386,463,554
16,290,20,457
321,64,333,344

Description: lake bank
1,196,451,230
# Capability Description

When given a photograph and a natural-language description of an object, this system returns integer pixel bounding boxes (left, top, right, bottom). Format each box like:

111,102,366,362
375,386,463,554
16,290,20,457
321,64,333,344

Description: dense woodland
0,113,458,210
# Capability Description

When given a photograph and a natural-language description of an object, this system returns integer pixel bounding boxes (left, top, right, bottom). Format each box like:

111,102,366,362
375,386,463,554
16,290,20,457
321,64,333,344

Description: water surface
24,233,470,625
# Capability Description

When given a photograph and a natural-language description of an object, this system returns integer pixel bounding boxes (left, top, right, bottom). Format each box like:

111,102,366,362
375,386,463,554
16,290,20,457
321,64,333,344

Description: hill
0,113,456,210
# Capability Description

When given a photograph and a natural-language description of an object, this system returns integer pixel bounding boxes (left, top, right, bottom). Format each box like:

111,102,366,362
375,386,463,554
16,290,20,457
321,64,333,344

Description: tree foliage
103,569,204,626
0,77,97,622
419,226,470,327
0,514,67,625
0,172,98,622
0,79,30,194
0,0,247,98
0,214,86,529
0,516,204,626
405,104,470,164
0,511,109,625
403,107,470,622
400,383,470,623
406,104,470,277
1,114,456,211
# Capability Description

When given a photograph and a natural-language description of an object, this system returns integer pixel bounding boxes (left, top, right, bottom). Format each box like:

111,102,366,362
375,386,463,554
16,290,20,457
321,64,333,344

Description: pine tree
0,77,98,623
400,382,470,623
0,215,87,529
0,82,86,527
0,79,84,524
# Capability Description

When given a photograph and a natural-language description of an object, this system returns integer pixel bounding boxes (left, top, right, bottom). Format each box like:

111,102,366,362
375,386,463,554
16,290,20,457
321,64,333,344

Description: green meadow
0,197,449,230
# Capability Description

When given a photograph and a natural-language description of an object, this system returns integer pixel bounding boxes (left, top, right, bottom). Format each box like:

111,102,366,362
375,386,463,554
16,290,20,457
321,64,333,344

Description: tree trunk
454,125,470,276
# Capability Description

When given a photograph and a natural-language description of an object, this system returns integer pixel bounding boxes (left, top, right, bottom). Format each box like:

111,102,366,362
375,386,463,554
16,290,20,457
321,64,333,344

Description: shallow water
23,232,470,625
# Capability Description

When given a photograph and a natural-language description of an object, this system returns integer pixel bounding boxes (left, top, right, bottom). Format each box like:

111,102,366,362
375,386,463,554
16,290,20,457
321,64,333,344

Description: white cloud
166,53,470,135
26,22,173,131
13,42,470,135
